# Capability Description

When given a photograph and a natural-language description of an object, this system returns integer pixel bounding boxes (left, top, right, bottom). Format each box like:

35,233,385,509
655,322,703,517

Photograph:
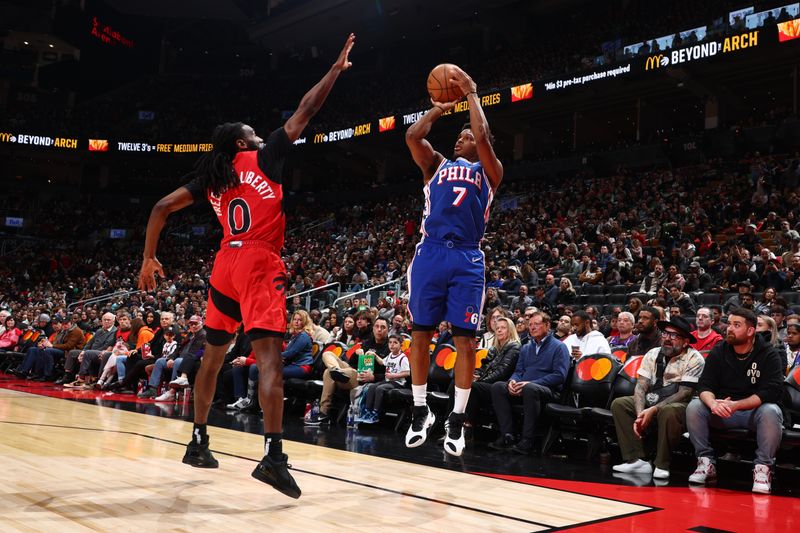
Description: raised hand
449,66,478,98
333,33,355,72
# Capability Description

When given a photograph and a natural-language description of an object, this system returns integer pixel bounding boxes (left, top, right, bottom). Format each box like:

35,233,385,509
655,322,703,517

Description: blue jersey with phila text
421,157,494,245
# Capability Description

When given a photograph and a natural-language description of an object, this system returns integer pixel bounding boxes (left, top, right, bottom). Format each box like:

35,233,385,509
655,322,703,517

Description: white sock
452,386,470,414
412,384,427,407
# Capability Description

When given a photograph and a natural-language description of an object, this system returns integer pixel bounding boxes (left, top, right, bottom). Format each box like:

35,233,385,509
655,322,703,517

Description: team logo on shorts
464,306,479,325
273,273,288,296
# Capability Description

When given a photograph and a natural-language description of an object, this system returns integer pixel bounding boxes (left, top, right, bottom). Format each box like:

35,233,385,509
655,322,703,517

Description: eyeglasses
189,322,199,326
660,331,683,340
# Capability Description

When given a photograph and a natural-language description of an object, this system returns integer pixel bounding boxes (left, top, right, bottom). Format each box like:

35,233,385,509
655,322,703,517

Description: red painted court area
483,473,798,532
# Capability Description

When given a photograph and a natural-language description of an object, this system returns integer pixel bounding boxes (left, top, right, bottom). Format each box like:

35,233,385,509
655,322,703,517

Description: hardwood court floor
0,388,651,532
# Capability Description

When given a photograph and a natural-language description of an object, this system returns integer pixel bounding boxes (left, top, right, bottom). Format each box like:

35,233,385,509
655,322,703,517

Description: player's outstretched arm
450,67,503,189
138,186,195,292
284,33,355,143
405,98,457,181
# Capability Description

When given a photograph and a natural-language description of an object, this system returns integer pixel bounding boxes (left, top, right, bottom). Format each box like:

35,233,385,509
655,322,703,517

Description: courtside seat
285,341,332,404
298,342,347,399
590,355,644,423
543,353,622,457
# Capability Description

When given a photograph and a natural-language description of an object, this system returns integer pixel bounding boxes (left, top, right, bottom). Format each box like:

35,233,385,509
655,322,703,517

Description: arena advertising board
1,26,796,153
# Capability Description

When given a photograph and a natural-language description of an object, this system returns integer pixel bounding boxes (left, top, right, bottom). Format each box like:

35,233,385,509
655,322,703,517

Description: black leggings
364,381,404,412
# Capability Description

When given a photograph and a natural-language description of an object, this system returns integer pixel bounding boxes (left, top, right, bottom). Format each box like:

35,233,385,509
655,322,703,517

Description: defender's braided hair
194,122,245,196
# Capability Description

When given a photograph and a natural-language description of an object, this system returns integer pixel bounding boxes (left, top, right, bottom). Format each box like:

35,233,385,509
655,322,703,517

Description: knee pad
411,324,435,332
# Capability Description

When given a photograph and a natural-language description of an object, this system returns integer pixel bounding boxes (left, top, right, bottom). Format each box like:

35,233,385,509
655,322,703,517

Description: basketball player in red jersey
138,33,355,499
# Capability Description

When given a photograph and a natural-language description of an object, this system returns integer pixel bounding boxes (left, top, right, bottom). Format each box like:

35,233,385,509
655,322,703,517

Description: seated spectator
352,310,374,345
756,315,783,351
668,285,696,316
579,262,603,286
612,316,705,480
690,308,723,354
137,328,179,398
156,316,207,400
335,315,357,345
460,316,521,428
480,306,509,349
627,306,662,356
388,313,408,338
640,262,666,295
435,321,453,346
489,312,570,454
770,305,788,341
281,310,315,378
0,310,10,335
111,317,154,387
760,259,789,291
555,277,577,309
305,317,389,426
608,311,637,349
729,261,759,290
664,265,686,292
118,312,181,394
515,315,530,345
501,267,522,296
509,285,532,315
710,306,727,336
61,312,117,388
530,286,552,315
484,287,502,311
0,315,21,350
563,311,612,359
542,274,559,306
554,315,572,341
723,281,752,313
684,261,714,292
754,287,778,315
97,338,131,390
627,297,643,319
686,308,785,494
357,334,410,424
784,323,800,371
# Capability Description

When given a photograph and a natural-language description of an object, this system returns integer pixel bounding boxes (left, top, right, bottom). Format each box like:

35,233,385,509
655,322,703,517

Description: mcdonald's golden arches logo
645,54,669,70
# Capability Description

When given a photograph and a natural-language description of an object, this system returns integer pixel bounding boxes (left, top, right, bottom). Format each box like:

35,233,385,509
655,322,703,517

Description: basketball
427,63,462,103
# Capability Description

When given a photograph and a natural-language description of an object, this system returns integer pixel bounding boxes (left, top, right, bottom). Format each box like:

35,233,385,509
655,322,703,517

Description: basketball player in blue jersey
404,66,503,456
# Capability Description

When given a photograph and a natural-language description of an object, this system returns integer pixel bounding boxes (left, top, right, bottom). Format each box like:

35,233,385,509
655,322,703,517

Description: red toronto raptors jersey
186,128,291,249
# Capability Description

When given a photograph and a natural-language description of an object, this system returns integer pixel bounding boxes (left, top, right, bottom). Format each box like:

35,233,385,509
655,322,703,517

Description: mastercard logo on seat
622,355,644,379
475,348,489,369
323,344,343,359
379,116,396,132
576,357,613,381
435,345,457,370
88,139,109,151
511,83,533,102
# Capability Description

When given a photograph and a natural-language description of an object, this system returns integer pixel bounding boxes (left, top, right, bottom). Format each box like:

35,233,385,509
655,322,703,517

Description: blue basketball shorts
407,237,485,331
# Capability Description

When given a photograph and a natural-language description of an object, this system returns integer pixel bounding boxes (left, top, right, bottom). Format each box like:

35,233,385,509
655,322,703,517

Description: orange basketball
427,63,462,103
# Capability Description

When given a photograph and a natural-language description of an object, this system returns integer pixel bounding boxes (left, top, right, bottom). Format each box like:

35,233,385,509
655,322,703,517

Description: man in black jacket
685,308,785,494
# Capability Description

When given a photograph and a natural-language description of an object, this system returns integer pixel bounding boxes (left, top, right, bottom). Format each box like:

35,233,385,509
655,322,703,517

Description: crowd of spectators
2,0,787,141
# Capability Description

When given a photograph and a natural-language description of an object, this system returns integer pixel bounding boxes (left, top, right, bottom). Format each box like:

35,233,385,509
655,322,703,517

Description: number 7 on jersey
452,186,467,207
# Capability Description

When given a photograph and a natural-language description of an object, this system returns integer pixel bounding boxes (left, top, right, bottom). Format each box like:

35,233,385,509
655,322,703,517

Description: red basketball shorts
205,243,288,335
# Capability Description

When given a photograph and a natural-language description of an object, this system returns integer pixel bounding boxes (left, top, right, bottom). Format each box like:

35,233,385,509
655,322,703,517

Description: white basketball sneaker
405,405,435,448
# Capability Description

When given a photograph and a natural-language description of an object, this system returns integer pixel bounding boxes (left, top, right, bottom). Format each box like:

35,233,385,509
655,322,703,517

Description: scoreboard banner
0,26,795,154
